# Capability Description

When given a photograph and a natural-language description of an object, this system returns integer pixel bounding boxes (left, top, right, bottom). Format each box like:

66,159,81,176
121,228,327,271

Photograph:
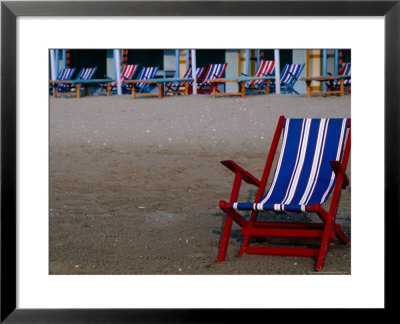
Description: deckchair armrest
329,161,350,188
221,160,261,187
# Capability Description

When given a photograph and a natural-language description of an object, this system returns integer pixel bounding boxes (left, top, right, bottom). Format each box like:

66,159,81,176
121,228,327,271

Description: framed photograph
1,0,398,321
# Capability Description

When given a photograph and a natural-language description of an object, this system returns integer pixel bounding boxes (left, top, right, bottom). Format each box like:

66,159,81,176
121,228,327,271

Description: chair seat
231,202,310,212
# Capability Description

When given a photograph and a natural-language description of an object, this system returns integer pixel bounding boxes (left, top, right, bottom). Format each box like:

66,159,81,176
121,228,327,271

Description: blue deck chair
217,116,351,271
271,63,305,94
70,67,98,94
50,67,76,94
164,66,205,95
328,62,351,91
198,63,228,94
132,66,159,93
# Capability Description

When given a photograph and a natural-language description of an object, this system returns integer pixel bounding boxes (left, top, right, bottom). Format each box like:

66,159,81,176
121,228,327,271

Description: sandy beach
49,93,351,274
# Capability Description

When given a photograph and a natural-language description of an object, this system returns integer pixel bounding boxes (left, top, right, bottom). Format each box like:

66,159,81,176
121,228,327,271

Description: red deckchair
217,116,351,271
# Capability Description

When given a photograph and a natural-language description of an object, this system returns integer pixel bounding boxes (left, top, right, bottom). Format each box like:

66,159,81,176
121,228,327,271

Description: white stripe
299,119,329,205
303,119,329,205
260,118,290,205
320,119,348,203
282,119,311,204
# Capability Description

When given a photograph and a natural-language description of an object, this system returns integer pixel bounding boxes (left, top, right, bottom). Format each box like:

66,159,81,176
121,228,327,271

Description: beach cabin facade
51,49,350,95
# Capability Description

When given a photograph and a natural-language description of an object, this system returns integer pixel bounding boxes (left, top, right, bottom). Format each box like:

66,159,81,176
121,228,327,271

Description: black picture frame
1,1,398,322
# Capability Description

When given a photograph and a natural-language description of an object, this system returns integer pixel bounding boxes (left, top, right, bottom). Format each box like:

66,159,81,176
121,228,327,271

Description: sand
49,93,351,274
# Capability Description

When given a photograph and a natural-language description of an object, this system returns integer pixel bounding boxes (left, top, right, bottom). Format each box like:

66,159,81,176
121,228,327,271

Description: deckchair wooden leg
316,177,346,270
217,215,233,262
240,82,245,98
53,84,58,98
340,79,344,96
212,84,217,98
316,217,335,271
266,80,270,95
76,84,81,99
106,83,111,96
217,172,245,262
132,86,136,100
238,210,258,256
157,83,163,99
184,81,189,96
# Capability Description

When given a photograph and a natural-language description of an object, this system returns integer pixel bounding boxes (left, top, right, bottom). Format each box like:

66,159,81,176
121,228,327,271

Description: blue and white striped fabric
200,63,227,86
75,67,98,81
175,66,204,87
135,66,159,89
280,64,304,86
231,118,349,213
337,62,351,87
54,67,76,92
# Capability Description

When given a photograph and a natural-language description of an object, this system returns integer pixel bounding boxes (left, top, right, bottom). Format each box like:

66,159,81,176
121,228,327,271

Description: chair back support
201,63,228,85
54,67,76,91
76,67,98,81
280,64,304,85
181,67,204,85
121,64,139,81
340,63,351,86
136,66,159,88
57,67,76,81
255,60,275,77
233,118,350,212
246,60,275,86
112,64,139,87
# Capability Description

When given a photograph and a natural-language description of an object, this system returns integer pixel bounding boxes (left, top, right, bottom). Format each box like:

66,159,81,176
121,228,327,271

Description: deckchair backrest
136,66,159,88
258,118,349,212
342,63,351,76
111,64,139,87
76,67,98,81
340,63,351,86
255,60,275,78
246,60,275,86
280,64,304,85
183,66,204,79
201,63,227,83
179,67,204,86
137,66,159,80
57,67,76,81
120,64,139,81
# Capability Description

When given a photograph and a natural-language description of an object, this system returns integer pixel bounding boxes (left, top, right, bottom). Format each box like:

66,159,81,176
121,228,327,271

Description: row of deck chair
164,61,305,95
52,61,349,97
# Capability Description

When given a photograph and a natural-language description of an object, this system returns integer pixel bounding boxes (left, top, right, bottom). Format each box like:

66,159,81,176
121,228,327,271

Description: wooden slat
241,227,334,239
245,246,320,257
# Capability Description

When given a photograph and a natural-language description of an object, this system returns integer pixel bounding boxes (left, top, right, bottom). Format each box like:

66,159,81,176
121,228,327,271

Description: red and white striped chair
244,60,275,89
197,63,228,94
112,64,139,90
